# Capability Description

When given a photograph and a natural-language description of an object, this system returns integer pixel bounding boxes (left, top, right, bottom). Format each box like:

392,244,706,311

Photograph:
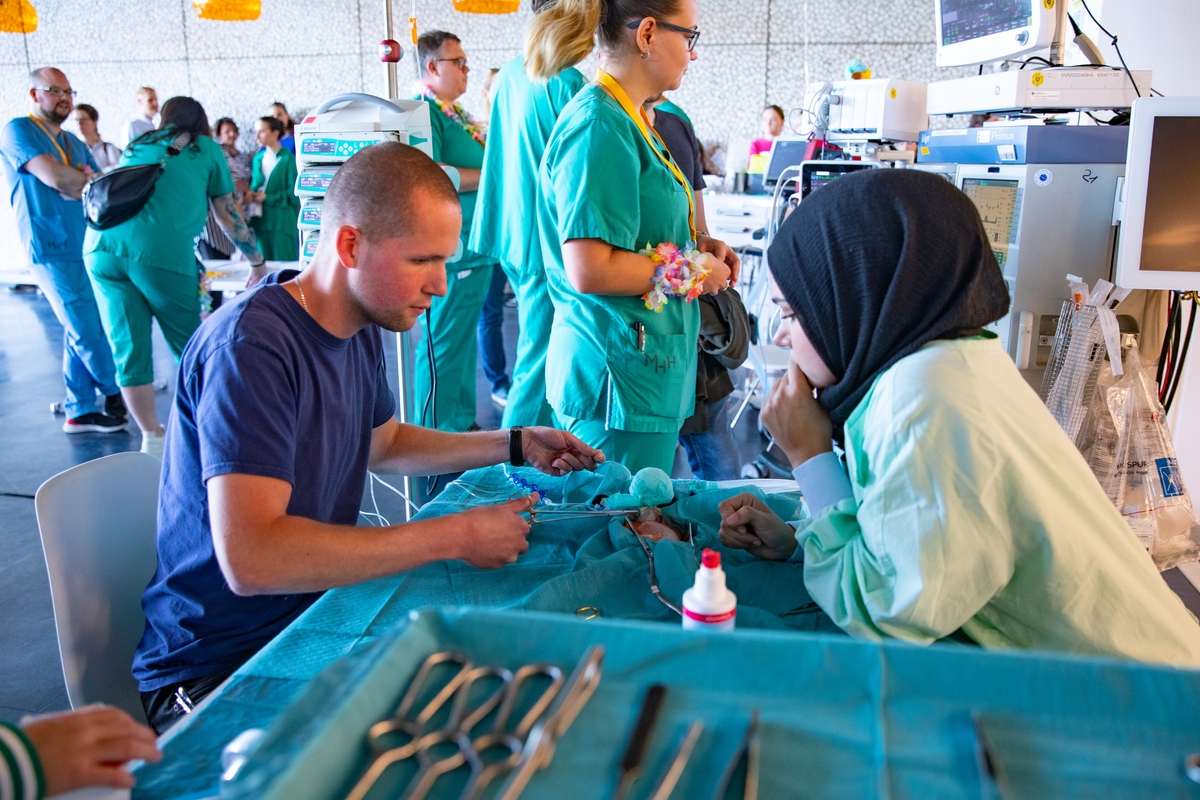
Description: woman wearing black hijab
718,169,1200,666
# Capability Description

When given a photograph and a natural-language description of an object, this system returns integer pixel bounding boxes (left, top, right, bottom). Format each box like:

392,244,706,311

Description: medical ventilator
682,549,737,632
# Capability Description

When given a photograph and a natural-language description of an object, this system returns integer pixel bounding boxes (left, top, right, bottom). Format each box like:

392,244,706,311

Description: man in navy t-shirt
133,142,604,733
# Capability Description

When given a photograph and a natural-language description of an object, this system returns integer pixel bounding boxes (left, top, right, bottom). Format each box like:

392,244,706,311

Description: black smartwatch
509,426,525,467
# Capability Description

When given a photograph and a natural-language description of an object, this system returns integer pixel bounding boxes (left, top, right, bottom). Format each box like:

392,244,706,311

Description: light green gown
412,95,498,432
470,57,586,429
793,335,1200,666
537,83,700,474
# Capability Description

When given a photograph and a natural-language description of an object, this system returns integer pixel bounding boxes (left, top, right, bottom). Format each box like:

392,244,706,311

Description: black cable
1163,296,1195,414
0,491,35,499
1156,291,1177,392
1161,292,1183,404
1018,56,1054,69
1078,0,1141,97
422,306,442,497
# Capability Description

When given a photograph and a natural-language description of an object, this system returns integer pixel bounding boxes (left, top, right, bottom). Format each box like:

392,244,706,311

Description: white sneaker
141,430,166,459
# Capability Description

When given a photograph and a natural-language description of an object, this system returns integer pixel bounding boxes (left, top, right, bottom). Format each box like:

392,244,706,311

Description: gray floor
0,282,773,723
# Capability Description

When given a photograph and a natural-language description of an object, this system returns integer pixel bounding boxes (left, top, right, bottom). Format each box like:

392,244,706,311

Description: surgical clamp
495,645,605,800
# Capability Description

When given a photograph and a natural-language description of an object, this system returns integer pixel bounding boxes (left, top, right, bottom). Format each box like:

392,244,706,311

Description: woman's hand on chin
761,361,833,469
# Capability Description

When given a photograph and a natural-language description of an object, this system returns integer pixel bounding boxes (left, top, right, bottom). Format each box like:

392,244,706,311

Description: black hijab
767,168,1010,440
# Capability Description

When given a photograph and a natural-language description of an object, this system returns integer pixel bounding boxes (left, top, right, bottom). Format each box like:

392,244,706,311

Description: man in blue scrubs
132,143,603,733
0,67,126,433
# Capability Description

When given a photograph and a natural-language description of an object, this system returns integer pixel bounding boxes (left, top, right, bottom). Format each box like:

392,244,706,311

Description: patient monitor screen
940,0,1033,45
1140,116,1200,275
961,178,1020,268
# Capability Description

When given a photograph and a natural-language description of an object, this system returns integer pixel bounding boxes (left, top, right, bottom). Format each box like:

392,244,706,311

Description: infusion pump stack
293,94,433,266
292,94,438,518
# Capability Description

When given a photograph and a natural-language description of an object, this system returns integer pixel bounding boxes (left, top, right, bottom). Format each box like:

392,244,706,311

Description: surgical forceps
347,653,565,800
419,663,566,800
496,645,606,800
345,651,473,800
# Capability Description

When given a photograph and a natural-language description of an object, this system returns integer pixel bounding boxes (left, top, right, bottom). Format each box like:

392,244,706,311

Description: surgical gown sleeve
794,369,1017,644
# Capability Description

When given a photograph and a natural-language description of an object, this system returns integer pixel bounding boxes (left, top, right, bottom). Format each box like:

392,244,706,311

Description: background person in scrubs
412,30,501,432
84,97,265,457
719,169,1200,667
248,115,300,261
469,0,593,429
530,0,739,474
0,67,126,434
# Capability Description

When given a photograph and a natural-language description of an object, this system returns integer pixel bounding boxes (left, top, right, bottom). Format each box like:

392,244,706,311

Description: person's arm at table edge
208,471,523,595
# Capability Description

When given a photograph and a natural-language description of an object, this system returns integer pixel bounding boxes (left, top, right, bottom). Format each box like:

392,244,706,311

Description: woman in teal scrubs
531,0,739,474
469,0,590,429
412,30,500,432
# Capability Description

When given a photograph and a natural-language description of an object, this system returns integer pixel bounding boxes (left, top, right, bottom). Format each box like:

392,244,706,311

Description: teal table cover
130,466,1200,798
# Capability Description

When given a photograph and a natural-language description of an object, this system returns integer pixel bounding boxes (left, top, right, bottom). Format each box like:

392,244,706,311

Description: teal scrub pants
499,259,556,429
413,265,493,432
558,413,679,475
85,252,201,387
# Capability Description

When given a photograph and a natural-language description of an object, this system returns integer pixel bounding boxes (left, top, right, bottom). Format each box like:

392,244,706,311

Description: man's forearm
25,155,88,198
372,424,510,476
213,513,461,595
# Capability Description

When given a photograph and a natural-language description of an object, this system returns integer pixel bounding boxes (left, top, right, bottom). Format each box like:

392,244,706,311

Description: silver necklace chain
295,278,309,313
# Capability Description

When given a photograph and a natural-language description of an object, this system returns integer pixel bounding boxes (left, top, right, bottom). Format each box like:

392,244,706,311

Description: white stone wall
0,0,973,274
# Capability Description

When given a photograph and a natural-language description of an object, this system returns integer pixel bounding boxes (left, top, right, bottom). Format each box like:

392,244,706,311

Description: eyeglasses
625,18,701,52
38,86,77,99
434,57,469,72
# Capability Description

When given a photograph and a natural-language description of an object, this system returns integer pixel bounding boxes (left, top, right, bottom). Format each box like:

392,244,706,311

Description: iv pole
385,0,417,520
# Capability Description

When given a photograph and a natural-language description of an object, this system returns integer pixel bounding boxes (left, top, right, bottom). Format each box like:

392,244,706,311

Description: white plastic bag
1085,348,1200,570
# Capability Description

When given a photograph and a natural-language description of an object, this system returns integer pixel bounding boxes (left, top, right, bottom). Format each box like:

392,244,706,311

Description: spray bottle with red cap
682,549,737,632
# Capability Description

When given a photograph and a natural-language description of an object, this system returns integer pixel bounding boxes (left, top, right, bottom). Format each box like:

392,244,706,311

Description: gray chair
35,452,161,724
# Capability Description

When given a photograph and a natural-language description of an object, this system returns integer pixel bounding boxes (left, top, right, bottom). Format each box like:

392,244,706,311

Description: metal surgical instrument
713,709,759,800
633,531,683,615
612,684,668,800
345,651,473,800
648,720,704,800
495,645,605,800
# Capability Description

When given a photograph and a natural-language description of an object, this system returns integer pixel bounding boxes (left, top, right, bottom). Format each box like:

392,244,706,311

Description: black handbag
82,132,191,230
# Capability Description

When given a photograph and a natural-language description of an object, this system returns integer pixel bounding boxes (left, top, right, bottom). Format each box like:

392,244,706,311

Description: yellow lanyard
594,69,697,243
26,115,74,169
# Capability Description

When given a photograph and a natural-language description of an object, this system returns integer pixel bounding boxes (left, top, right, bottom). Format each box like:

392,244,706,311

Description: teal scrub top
84,134,234,272
419,95,492,270
656,98,692,127
538,83,700,434
0,117,99,264
793,336,1200,667
469,57,586,269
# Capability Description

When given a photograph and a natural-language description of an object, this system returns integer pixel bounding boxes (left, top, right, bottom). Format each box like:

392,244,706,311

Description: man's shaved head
323,142,460,243
29,67,64,87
